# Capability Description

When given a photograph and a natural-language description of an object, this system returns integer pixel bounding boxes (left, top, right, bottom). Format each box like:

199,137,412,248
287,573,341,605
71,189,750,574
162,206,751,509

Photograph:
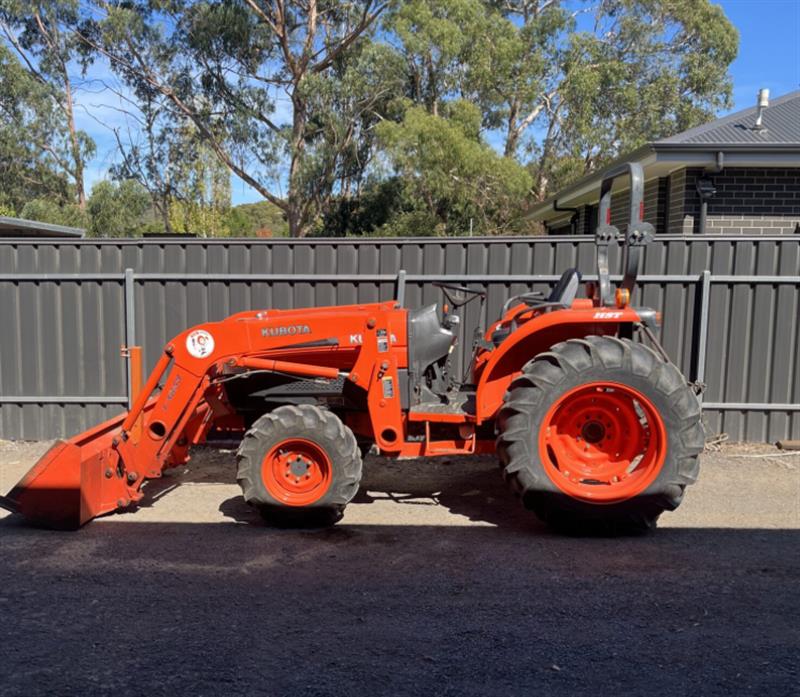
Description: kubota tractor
1,164,704,533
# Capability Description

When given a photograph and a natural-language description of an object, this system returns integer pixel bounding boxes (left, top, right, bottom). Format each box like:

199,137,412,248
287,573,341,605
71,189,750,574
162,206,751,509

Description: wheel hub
261,439,332,506
580,420,606,444
288,455,311,477
539,382,667,503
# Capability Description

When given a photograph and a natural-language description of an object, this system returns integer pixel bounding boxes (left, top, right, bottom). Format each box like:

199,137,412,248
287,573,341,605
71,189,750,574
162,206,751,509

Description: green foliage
222,207,252,237
386,0,487,114
0,0,96,206
228,201,289,237
376,101,533,235
86,180,151,237
0,0,740,235
0,43,73,211
524,0,738,195
168,199,230,238
20,198,87,229
84,0,391,236
315,178,405,237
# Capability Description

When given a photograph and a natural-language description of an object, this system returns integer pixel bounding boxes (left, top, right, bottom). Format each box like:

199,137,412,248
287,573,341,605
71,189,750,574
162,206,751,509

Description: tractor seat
547,268,582,305
491,268,582,347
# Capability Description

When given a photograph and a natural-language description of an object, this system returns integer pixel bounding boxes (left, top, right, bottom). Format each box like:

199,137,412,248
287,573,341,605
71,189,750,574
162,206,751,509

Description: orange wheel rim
261,438,332,506
538,382,667,504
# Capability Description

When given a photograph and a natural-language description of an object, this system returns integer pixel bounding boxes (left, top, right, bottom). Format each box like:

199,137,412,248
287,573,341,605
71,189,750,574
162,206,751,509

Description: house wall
542,166,799,237
673,167,800,234
667,169,690,234
579,177,667,235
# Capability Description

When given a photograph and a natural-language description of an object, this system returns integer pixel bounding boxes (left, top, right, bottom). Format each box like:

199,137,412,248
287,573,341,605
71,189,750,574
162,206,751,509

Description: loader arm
4,301,407,528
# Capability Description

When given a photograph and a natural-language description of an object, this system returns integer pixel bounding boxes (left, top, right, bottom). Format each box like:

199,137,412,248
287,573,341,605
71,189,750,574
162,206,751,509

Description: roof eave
524,144,655,221
526,142,800,222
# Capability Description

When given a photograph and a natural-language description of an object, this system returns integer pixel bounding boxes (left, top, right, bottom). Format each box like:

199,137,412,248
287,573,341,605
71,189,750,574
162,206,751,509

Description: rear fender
474,306,641,423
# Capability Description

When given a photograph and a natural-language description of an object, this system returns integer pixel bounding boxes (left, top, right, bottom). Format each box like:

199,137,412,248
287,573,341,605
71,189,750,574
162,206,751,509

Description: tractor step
408,393,475,423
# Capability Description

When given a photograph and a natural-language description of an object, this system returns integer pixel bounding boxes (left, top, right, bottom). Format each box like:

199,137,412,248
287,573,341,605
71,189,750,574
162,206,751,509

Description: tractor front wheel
496,336,704,534
236,405,362,527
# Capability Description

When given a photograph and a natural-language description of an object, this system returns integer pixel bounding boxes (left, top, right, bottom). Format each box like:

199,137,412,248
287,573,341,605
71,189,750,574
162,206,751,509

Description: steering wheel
432,282,486,308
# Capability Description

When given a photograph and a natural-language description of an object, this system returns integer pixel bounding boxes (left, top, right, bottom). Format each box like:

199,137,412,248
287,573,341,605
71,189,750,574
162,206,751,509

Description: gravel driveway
1,441,798,696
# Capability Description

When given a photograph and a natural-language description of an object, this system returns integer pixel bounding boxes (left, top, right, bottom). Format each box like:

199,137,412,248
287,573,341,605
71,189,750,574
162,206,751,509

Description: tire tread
496,336,704,534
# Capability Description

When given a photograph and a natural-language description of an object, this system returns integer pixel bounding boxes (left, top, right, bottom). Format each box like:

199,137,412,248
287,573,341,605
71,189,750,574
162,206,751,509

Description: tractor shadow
216,452,543,532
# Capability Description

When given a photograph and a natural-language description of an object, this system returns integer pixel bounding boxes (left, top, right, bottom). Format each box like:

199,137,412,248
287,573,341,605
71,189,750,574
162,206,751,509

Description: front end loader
1,163,704,533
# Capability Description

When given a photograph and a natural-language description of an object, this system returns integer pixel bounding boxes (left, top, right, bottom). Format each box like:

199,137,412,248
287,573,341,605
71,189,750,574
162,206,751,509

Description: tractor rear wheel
496,336,704,534
236,405,362,527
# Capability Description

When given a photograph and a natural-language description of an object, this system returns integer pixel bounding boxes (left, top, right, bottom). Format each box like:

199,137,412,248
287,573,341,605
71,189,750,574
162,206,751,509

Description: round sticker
186,330,215,359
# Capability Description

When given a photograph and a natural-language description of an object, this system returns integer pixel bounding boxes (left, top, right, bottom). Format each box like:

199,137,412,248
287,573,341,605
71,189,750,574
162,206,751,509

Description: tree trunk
62,75,85,209
49,16,86,209
287,91,309,237
159,196,172,234
504,100,520,158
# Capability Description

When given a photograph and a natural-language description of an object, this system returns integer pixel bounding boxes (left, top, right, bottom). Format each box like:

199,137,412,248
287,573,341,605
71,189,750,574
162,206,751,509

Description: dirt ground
1,440,798,696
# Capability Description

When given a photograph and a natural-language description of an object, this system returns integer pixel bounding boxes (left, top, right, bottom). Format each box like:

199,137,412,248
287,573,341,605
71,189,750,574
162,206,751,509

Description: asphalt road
1,442,798,696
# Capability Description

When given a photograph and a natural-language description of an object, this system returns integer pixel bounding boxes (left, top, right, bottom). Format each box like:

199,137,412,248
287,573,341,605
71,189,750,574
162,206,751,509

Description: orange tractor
1,164,704,533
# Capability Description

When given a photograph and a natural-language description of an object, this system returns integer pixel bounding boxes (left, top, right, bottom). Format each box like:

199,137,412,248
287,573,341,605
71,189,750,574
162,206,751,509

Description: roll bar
595,162,654,306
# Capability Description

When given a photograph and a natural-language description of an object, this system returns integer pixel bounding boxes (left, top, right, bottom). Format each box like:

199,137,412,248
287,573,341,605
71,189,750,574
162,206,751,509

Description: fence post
395,269,407,306
124,268,136,409
695,270,711,405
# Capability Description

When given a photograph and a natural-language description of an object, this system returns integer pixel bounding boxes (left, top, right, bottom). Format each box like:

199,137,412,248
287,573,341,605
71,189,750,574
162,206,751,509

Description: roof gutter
551,200,580,234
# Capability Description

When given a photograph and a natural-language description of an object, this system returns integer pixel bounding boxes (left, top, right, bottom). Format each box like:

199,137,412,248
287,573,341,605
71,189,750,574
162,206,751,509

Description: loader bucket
1,404,153,529
3,440,107,529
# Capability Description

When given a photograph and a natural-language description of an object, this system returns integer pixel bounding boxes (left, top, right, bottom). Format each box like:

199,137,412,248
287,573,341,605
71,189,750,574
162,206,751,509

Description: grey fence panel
0,235,798,442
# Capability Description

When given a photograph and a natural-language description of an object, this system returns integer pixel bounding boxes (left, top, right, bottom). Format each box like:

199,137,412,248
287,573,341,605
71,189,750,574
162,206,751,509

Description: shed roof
0,216,85,238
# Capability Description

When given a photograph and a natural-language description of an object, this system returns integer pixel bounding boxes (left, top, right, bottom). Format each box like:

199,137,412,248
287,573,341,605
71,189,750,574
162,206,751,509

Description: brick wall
644,177,668,234
546,166,799,236
666,169,690,234
679,167,800,234
601,178,666,233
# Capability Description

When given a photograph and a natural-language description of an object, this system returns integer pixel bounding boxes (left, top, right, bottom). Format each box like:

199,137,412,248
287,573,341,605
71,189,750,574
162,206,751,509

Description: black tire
236,405,362,527
496,336,704,535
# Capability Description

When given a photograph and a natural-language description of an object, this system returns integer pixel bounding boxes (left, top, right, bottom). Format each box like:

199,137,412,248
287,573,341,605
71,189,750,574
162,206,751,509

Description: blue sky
720,0,800,110
74,0,800,206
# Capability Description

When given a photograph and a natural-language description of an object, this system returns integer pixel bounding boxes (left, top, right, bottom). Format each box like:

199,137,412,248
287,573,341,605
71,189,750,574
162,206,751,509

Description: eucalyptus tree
0,0,96,208
0,42,73,212
483,0,739,197
80,0,391,236
387,0,737,200
376,100,533,235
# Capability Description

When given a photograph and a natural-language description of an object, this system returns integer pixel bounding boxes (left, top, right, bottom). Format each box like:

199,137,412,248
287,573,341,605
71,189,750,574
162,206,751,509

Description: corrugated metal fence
1,235,798,442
